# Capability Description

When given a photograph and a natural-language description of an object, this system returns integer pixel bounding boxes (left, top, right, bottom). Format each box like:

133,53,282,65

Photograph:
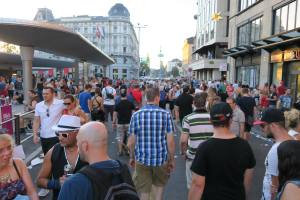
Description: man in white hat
36,115,88,200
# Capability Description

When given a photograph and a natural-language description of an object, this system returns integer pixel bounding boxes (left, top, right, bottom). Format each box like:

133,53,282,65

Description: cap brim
253,120,267,126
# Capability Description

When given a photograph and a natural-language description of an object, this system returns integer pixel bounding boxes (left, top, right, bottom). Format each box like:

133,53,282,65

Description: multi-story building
34,3,139,79
226,0,300,97
182,37,195,76
192,0,229,81
167,58,182,72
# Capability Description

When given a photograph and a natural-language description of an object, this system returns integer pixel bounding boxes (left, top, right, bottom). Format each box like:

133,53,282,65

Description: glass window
113,69,118,79
274,9,281,34
272,63,283,86
239,0,258,11
297,0,300,27
280,5,288,32
288,1,296,30
122,69,127,79
238,17,262,46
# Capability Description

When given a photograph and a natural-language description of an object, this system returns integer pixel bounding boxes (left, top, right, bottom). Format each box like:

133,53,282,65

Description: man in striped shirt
180,92,214,189
128,85,175,200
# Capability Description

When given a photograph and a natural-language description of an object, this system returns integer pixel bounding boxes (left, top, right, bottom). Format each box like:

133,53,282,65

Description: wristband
47,179,61,189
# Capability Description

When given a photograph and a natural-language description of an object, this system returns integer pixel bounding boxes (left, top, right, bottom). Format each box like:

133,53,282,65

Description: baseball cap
253,108,284,125
210,102,233,122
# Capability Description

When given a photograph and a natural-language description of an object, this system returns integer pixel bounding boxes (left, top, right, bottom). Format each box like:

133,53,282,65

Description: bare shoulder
13,158,26,168
281,182,300,200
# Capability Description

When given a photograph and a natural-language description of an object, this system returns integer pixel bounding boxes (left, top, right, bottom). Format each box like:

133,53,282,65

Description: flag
211,12,223,22
100,27,105,38
96,25,101,38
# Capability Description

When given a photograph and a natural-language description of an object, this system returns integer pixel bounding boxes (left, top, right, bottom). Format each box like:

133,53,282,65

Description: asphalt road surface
22,122,271,200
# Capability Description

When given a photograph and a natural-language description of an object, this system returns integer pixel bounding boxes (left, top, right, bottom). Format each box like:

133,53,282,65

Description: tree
172,66,180,77
140,60,150,76
0,42,19,54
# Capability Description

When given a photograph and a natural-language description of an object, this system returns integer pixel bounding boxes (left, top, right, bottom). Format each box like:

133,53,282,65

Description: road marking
21,134,33,144
25,146,42,165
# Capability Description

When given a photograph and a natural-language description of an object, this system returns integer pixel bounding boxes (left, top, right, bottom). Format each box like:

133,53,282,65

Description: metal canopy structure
224,27,300,58
193,42,227,55
0,18,114,65
0,52,74,68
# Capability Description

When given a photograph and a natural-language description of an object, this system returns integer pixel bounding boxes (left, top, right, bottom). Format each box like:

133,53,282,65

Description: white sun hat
52,115,81,132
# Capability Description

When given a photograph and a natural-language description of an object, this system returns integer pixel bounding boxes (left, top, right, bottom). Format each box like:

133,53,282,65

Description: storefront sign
1,105,13,135
271,51,283,63
284,48,300,61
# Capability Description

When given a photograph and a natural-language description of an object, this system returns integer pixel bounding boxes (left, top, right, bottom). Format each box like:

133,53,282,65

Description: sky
0,0,197,69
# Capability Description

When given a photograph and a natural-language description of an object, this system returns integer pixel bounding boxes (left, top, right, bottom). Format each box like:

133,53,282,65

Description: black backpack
105,87,115,99
78,160,139,200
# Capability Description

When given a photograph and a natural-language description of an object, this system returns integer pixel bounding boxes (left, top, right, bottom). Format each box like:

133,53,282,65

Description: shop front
235,54,260,88
271,47,300,98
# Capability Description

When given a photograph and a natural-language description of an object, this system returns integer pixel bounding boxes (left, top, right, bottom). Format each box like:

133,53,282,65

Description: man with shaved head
58,121,138,200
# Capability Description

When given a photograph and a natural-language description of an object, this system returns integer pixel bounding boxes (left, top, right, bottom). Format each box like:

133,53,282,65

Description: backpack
78,160,139,200
105,87,115,99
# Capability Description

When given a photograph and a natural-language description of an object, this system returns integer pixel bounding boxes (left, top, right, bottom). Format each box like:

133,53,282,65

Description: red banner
1,105,13,135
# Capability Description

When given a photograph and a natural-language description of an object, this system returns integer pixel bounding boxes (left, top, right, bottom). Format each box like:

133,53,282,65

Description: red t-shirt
131,88,142,103
277,85,286,96
260,96,269,108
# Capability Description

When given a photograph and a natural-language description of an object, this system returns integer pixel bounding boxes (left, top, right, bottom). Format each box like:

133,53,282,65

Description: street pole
135,23,147,78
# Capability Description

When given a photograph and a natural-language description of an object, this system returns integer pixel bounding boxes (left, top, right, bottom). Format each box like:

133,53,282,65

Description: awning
223,45,257,58
0,18,114,65
251,27,300,52
224,27,300,58
0,52,74,68
193,42,227,55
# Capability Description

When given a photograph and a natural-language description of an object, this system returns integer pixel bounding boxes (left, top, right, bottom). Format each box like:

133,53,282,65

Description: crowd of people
0,74,300,200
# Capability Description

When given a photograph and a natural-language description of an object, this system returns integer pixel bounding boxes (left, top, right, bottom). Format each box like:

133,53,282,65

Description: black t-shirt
237,96,256,118
115,99,135,124
175,93,194,120
191,137,256,200
268,92,277,106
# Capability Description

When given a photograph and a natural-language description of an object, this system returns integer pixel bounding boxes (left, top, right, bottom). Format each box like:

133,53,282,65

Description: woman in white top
284,109,300,140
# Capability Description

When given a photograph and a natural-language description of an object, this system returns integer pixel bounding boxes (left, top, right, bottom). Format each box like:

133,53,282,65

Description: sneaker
38,188,49,197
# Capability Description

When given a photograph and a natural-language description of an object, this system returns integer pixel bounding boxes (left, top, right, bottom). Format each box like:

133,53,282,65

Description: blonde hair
0,134,14,147
284,109,300,129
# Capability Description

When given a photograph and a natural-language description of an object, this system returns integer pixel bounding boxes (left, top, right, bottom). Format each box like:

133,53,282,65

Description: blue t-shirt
79,91,92,113
58,160,120,200
280,95,292,109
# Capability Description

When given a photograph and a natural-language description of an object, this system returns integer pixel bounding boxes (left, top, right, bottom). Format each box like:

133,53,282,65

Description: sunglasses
63,102,71,106
55,131,69,138
46,108,50,117
260,123,268,129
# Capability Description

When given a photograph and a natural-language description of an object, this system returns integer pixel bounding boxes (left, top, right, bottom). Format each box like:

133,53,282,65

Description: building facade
192,0,229,81
226,0,300,97
34,4,139,80
182,37,195,76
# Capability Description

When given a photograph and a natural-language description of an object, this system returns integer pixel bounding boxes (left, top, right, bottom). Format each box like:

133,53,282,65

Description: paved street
17,109,271,200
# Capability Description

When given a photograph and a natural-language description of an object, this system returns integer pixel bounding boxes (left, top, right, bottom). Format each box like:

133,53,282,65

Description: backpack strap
79,165,111,200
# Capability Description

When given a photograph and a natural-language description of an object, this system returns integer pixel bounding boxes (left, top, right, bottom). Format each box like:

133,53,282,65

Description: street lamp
135,23,148,78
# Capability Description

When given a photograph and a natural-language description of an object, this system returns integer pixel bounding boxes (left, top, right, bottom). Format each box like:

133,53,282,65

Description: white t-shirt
262,142,281,200
288,129,299,139
34,99,64,138
102,86,116,106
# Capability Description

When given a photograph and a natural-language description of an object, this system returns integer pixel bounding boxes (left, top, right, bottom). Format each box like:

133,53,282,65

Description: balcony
190,58,227,71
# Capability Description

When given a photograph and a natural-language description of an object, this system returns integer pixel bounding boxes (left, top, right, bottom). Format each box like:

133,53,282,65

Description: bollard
14,114,21,145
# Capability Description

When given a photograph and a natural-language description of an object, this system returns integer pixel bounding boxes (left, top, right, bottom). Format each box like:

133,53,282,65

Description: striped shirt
129,104,174,166
182,109,214,160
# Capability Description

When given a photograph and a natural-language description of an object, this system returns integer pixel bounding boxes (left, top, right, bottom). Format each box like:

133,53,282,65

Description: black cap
210,102,233,122
254,108,284,125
